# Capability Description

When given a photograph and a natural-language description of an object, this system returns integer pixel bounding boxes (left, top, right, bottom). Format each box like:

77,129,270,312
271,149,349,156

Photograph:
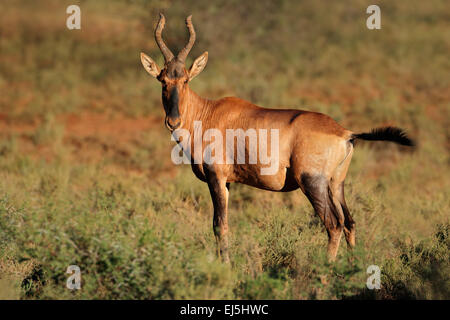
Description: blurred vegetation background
0,0,448,299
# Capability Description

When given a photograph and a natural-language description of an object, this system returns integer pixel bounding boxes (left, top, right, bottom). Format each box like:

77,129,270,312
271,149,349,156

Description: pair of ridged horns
155,13,196,63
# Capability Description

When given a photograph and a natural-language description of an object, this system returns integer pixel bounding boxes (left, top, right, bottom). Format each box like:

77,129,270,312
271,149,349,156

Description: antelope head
140,14,208,131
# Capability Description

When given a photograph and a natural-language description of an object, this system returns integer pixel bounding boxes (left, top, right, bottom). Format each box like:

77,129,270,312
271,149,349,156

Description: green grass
0,0,449,299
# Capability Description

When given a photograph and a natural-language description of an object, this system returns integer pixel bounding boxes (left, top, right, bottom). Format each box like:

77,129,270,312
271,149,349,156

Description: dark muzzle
163,87,181,131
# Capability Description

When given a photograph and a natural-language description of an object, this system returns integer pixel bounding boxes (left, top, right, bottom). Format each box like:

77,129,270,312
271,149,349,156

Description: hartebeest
140,14,414,262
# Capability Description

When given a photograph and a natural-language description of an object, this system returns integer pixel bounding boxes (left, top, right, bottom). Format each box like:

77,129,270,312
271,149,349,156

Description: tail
351,126,415,147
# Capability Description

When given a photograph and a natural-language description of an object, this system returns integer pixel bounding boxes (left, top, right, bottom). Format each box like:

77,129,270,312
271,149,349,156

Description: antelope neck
181,86,213,133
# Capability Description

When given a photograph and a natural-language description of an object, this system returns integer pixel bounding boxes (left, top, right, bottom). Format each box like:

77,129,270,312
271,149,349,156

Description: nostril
165,117,181,130
171,121,181,129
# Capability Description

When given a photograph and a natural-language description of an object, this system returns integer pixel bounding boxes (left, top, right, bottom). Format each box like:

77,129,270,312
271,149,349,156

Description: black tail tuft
352,126,415,147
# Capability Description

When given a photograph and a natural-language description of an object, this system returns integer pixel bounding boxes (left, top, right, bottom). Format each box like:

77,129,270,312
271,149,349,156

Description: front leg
205,171,230,263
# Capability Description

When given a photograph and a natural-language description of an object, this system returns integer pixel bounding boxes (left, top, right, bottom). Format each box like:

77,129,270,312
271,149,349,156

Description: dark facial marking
166,61,186,79
162,86,180,119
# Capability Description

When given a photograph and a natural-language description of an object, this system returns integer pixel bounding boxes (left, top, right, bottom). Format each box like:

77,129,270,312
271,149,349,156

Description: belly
229,164,299,192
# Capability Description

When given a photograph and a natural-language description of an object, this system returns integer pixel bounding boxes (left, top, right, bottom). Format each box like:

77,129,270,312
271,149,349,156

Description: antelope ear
140,52,160,78
188,52,208,81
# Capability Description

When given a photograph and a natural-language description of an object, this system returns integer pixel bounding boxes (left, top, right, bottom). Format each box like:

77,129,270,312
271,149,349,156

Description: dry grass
0,0,448,299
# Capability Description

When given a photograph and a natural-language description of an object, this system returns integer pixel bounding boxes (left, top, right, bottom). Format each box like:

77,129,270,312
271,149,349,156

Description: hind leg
337,183,355,248
300,173,344,262
330,143,355,248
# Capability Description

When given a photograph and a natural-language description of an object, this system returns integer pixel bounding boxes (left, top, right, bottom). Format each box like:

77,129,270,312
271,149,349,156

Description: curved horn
154,13,174,63
177,15,196,63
